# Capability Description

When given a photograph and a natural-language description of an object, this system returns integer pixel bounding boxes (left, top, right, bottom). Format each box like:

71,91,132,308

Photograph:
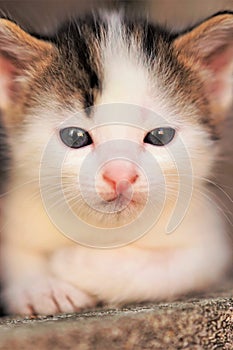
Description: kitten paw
2,276,96,315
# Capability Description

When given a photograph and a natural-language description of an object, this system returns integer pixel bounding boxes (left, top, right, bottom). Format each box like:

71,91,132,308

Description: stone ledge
0,281,232,350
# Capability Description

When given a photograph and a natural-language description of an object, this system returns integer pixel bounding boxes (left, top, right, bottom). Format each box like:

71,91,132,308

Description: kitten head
0,13,232,236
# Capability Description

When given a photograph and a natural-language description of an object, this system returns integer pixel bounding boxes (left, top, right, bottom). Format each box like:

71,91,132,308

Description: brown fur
0,19,56,125
173,13,233,133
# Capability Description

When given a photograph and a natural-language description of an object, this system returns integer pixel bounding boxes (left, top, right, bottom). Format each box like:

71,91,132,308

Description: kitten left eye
144,127,175,146
60,127,93,149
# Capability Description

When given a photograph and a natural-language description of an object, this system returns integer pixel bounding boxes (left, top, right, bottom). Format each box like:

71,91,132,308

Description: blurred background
0,0,232,232
0,0,232,34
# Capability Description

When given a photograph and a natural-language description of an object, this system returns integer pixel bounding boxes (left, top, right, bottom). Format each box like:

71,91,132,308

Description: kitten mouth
99,180,133,204
67,189,147,228
100,192,131,205
98,191,144,215
100,191,133,208
105,196,118,203
105,193,134,204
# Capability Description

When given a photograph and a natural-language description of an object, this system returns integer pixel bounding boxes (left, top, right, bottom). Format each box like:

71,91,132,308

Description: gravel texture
0,280,232,350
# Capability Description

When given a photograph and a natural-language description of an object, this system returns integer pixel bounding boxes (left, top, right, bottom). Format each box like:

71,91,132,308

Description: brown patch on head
0,19,56,125
172,13,233,136
46,17,105,115
5,16,106,125
123,18,215,136
150,40,213,137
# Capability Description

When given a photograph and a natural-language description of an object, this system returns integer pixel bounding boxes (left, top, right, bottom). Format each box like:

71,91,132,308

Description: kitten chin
0,11,232,315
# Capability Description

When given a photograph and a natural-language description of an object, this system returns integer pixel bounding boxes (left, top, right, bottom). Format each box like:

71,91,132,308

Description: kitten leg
49,236,231,305
1,244,96,315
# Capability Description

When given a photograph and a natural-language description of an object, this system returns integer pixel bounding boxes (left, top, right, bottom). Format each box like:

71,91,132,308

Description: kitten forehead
20,12,220,138
101,53,150,105
52,13,172,111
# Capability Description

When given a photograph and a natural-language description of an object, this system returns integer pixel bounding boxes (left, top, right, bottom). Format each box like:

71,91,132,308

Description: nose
102,160,138,192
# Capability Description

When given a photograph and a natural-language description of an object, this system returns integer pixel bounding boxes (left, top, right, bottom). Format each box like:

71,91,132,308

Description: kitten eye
144,127,175,146
60,127,93,149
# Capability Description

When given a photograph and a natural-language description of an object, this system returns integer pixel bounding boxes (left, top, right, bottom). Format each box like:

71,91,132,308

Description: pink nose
102,160,138,192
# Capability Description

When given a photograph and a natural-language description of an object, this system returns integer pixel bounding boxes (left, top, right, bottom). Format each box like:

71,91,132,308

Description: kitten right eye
144,127,175,146
60,127,93,149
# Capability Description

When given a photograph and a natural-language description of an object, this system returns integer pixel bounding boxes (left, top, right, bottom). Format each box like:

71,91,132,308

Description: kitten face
0,13,232,232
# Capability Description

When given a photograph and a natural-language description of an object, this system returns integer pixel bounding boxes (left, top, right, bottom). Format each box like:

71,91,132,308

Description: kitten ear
0,19,54,114
173,13,233,118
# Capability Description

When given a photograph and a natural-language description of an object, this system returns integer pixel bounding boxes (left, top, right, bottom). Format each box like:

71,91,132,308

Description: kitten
0,12,232,315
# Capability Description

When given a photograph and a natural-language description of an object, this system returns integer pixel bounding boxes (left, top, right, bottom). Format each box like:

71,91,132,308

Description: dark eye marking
60,127,93,149
144,127,175,146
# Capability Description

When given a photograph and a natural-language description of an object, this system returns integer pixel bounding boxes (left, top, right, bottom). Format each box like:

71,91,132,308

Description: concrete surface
0,280,232,350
